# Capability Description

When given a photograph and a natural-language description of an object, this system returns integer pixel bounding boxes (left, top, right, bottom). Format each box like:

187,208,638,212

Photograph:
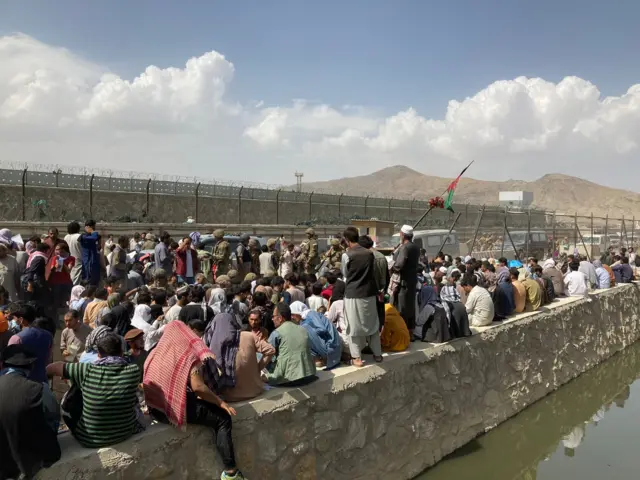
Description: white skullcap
400,225,413,235
439,266,447,273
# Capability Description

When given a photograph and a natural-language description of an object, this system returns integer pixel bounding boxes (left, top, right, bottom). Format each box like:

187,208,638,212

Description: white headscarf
132,304,152,325
542,258,556,270
208,288,228,316
290,301,310,320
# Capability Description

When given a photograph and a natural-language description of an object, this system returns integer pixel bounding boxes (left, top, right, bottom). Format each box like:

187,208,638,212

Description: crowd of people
0,219,636,480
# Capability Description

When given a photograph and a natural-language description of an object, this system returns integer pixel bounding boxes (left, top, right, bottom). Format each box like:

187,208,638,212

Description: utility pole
295,172,304,193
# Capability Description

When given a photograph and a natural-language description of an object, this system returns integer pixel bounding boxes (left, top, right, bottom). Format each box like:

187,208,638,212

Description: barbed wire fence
0,162,636,248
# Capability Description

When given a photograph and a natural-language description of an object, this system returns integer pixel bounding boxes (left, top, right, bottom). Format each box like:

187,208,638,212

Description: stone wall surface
37,285,640,480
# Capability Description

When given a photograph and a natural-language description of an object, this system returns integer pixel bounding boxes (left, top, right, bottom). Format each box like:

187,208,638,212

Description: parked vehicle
377,229,460,258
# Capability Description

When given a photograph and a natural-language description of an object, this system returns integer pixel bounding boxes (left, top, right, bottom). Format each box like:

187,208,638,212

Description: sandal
373,355,384,363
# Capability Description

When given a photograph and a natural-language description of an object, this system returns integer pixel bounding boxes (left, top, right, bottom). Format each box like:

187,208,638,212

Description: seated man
461,274,494,327
46,333,143,448
60,309,92,363
266,303,317,386
521,275,543,311
381,304,411,352
0,345,61,480
290,301,341,369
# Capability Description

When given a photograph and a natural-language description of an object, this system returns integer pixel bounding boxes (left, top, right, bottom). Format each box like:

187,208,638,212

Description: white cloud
1,34,640,188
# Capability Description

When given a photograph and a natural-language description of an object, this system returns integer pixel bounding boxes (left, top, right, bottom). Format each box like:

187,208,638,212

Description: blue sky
3,0,639,117
1,1,639,189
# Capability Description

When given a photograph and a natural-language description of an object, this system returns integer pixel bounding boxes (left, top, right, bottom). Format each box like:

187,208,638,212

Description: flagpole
413,161,474,229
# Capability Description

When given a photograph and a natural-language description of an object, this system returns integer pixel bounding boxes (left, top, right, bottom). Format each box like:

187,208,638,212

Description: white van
389,229,460,257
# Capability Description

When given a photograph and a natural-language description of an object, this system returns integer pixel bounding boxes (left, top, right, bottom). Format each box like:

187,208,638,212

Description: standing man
64,221,83,286
391,225,421,331
341,226,383,367
236,234,252,278
359,235,389,331
323,238,344,272
298,228,319,275
175,237,199,285
212,229,231,279
154,232,173,276
79,220,101,287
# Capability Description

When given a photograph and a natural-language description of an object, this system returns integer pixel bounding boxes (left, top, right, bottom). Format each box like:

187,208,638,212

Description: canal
417,341,640,479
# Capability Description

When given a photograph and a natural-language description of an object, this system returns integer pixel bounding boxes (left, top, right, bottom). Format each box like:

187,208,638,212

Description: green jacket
266,321,316,385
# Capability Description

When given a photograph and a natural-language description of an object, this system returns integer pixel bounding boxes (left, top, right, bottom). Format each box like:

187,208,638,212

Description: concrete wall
37,285,640,480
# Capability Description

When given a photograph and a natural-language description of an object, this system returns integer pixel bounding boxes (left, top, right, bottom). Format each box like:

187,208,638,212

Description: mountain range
300,166,639,219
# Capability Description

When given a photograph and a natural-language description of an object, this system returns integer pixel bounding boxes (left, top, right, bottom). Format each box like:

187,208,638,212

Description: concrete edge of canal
38,284,640,480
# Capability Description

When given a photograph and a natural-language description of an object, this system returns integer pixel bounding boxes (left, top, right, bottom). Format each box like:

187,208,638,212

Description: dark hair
65,309,80,320
132,263,144,274
498,257,508,265
261,245,269,253
35,242,49,253
97,333,123,357
271,276,285,288
569,261,580,271
170,241,180,250
55,242,70,253
275,302,291,321
533,265,543,275
509,267,520,279
458,264,467,274
358,235,374,249
150,304,164,320
451,270,462,281
84,286,97,298
482,261,491,270
67,221,81,234
312,282,323,295
160,232,171,242
177,288,190,300
118,235,129,248
95,287,109,300
252,291,267,307
187,318,206,334
343,226,359,244
33,317,56,337
248,309,262,320
284,272,297,284
190,285,206,303
85,219,96,228
238,281,252,294
460,274,477,288
621,256,630,264
137,291,152,305
152,290,167,306
325,272,337,285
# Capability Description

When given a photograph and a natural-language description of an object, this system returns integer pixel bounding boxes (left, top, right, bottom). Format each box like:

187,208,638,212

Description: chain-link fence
457,206,638,261
0,163,636,252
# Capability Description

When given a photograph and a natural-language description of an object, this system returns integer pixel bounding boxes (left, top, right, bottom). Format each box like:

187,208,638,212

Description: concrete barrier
37,284,640,480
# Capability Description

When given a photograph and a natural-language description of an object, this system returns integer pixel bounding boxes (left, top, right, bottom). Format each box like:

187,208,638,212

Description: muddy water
417,342,640,479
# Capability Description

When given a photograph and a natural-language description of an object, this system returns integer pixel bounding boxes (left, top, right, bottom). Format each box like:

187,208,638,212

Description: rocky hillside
299,166,640,218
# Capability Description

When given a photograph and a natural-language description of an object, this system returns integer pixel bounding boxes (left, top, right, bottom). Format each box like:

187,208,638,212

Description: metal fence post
590,213,594,259
89,174,95,219
410,198,415,216
238,186,243,224
621,215,625,249
551,211,557,255
21,168,27,221
604,214,609,250
276,189,282,224
500,207,507,258
364,195,370,217
308,191,314,218
388,198,393,220
573,212,578,252
145,179,152,219
195,182,201,223
632,216,636,248
468,205,485,255
338,194,343,216
525,209,532,258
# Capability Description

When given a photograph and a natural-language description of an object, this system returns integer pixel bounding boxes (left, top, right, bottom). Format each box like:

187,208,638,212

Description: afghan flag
443,161,473,212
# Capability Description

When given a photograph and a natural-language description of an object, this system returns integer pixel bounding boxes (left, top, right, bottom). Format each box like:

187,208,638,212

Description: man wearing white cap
391,225,421,331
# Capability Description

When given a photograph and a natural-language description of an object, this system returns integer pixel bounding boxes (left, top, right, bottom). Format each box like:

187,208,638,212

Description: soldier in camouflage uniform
248,238,261,275
322,238,344,271
212,229,231,278
298,228,319,275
